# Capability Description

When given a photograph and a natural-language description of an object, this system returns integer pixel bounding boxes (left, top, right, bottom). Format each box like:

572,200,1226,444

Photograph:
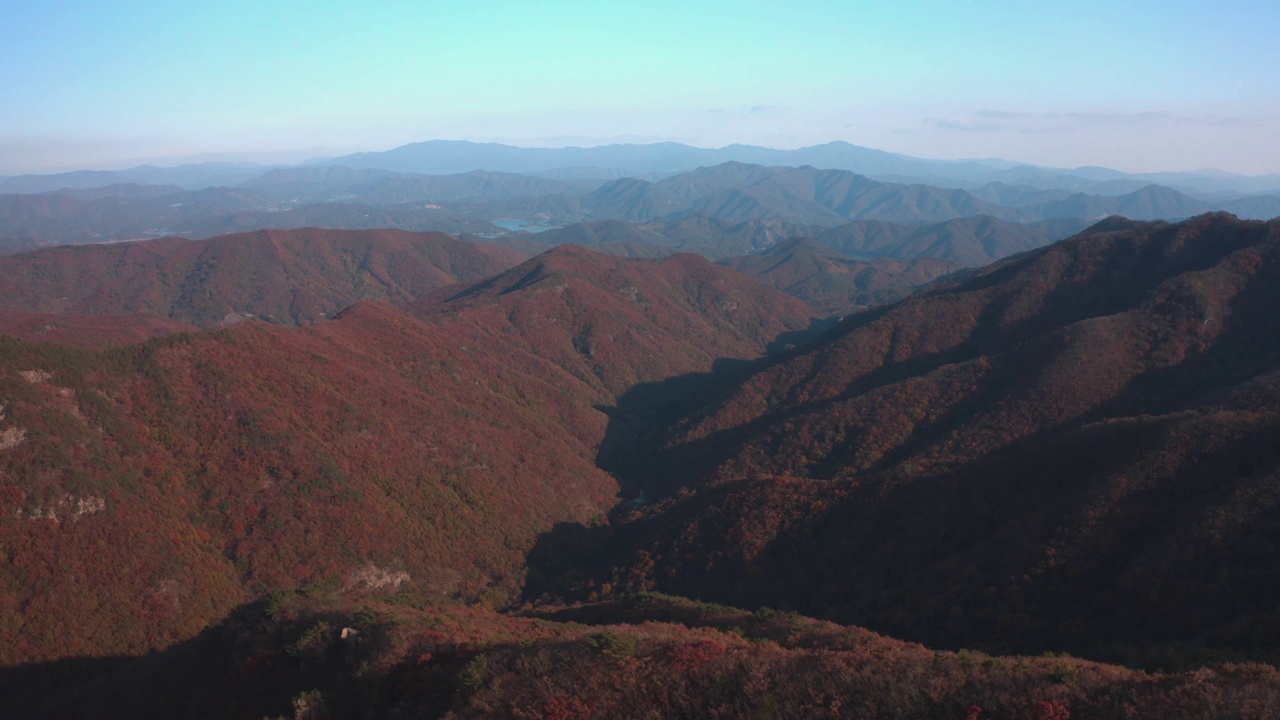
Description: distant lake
492,219,560,233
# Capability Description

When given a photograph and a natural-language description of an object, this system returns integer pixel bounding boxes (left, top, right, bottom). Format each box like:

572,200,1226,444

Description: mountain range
4,160,1277,260
582,212,1280,668
2,213,1280,718
16,140,1280,198
0,228,527,328
4,119,1280,720
311,140,1280,197
0,243,815,667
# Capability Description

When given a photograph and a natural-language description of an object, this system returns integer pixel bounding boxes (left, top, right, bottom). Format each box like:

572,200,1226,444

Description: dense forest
580,213,1280,668
2,214,1280,718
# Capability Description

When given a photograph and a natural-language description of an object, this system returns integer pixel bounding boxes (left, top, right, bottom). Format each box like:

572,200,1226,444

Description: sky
1,0,1277,175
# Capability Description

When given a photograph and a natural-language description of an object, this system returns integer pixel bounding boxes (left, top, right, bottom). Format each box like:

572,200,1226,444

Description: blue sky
1,0,1277,173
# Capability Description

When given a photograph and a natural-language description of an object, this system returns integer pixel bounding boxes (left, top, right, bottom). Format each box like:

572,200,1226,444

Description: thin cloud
923,117,1015,133
1062,111,1170,125
924,109,1253,135
974,110,1033,119
704,105,791,120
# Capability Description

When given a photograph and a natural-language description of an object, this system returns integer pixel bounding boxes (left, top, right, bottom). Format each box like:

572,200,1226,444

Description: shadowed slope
601,213,1280,663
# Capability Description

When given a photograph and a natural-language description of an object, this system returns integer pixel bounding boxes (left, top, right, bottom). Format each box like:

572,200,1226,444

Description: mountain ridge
586,212,1280,666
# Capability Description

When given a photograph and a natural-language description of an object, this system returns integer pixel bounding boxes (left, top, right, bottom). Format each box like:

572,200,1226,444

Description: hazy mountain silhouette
312,140,1280,196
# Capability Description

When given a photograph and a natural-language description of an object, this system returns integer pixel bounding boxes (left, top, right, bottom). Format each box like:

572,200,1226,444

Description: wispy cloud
922,109,1254,135
704,104,792,120
923,117,1014,133
974,110,1033,120
1062,111,1170,125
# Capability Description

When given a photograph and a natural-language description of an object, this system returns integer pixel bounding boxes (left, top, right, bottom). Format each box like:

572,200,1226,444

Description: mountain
177,200,504,238
592,213,1280,666
9,142,1280,200
0,170,136,194
0,186,283,247
1065,166,1280,197
495,211,1064,271
1222,194,1280,221
110,162,272,190
0,163,272,194
413,246,817,396
0,228,527,327
720,238,961,314
576,178,687,221
238,165,413,197
509,215,817,260
485,162,1027,229
1031,184,1213,221
7,209,1280,716
813,214,1059,266
313,140,1280,197
514,219,671,248
657,163,1023,226
243,166,597,204
43,183,187,201
656,161,802,201
0,310,197,347
0,187,505,249
972,181,1075,207
317,140,714,176
5,160,1274,251
646,215,815,256
0,245,816,666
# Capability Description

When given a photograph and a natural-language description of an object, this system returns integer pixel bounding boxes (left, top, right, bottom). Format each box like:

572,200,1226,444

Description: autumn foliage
0,245,813,664
597,214,1280,665
4,214,1280,717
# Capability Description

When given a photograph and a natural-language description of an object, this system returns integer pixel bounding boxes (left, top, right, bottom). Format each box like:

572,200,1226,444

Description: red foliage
0,228,526,327
666,639,728,671
1027,700,1070,720
535,695,591,720
612,214,1280,662
0,245,815,664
